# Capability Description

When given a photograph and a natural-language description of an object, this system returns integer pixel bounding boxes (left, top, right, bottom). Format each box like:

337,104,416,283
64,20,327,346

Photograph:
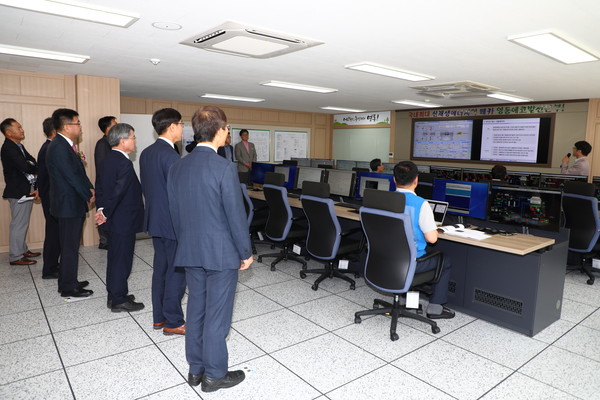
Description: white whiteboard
274,131,307,161
333,127,390,161
231,128,270,162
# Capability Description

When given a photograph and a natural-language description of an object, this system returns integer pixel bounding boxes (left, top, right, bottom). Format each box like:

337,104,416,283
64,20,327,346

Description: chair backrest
264,171,285,186
562,187,600,252
564,180,595,196
360,202,417,294
282,159,298,166
301,182,340,259
263,183,292,241
352,167,370,173
362,188,405,212
238,171,250,185
240,183,253,226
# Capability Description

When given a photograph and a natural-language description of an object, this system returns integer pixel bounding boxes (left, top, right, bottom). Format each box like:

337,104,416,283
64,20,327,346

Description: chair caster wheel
587,278,595,285
432,326,441,334
311,284,318,291
354,316,362,324
300,272,307,279
391,333,399,341
257,256,262,263
350,284,355,290
270,265,276,271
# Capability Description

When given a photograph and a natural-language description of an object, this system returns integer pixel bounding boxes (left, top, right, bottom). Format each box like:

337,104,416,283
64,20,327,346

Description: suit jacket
95,150,144,235
140,138,179,239
46,134,93,218
234,141,257,172
217,145,234,162
37,139,51,206
94,135,111,174
1,138,38,199
168,146,251,269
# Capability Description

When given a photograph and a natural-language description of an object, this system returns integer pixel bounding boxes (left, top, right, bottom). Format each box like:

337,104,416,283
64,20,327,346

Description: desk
248,189,567,337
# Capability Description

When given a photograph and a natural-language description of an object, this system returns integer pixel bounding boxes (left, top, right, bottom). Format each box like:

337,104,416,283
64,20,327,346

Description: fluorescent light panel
487,93,532,103
346,63,434,82
508,32,598,64
392,99,442,108
0,0,139,27
320,106,366,113
260,80,337,93
0,44,89,63
201,93,265,103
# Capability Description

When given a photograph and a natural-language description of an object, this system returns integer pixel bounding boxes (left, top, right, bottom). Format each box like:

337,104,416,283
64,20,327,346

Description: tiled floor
1,239,599,399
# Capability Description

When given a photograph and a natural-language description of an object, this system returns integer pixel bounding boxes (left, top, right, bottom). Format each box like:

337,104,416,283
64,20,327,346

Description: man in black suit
95,123,145,312
168,106,252,392
94,116,116,250
1,118,41,266
217,131,234,162
46,108,94,298
140,108,186,333
37,118,60,279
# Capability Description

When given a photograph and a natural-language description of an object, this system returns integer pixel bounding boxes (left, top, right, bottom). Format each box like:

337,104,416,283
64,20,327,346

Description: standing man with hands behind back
168,106,253,393
94,116,117,250
234,128,256,173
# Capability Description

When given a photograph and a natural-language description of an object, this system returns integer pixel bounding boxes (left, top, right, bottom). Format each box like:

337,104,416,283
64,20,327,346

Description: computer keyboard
335,202,361,210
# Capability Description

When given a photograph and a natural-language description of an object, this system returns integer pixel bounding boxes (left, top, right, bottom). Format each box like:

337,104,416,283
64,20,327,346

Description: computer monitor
291,157,311,167
335,160,357,171
355,172,395,199
282,159,298,166
325,169,356,197
432,179,489,220
295,166,325,190
430,166,463,181
310,158,334,168
592,176,600,202
250,162,276,184
382,162,396,174
488,185,562,232
461,168,492,182
274,165,298,189
415,173,435,200
356,161,371,170
417,165,431,173
539,173,587,190
505,171,541,187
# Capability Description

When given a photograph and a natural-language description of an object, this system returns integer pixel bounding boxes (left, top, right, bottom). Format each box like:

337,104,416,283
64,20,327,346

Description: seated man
491,165,507,181
394,161,455,319
370,158,384,173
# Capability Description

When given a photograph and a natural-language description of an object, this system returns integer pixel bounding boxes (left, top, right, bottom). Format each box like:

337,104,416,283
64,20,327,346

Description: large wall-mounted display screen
413,120,473,160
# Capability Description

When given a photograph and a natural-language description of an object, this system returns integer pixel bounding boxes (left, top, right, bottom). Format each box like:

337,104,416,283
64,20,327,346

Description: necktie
72,144,78,153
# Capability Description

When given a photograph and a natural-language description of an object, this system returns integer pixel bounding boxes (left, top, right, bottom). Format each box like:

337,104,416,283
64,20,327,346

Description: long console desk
248,189,567,337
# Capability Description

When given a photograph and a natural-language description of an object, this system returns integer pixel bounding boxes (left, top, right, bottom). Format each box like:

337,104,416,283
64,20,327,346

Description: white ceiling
1,0,600,113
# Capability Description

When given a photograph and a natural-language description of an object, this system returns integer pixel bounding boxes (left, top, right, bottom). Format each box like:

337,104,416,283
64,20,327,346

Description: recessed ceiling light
0,44,89,63
152,22,182,31
260,80,337,93
0,0,139,28
200,93,265,103
346,63,434,81
508,32,598,64
487,93,533,103
320,106,366,113
392,99,442,108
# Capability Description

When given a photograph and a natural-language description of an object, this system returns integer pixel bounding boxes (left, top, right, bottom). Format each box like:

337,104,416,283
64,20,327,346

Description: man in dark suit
46,108,94,298
1,118,41,266
94,116,116,250
37,117,60,279
95,123,145,312
168,106,252,393
217,131,234,162
140,108,186,334
234,128,256,173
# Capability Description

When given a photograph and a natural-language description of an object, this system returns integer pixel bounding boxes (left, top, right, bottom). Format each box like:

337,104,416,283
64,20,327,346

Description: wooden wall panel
21,76,65,98
0,74,21,96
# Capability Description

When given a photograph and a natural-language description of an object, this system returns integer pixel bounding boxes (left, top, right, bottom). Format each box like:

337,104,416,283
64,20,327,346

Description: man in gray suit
168,106,253,393
233,128,256,173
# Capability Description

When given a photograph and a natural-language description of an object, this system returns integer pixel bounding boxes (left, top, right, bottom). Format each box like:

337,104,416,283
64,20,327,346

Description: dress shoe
111,299,145,313
153,321,165,330
188,373,203,387
61,288,94,298
42,272,59,279
58,280,89,292
9,257,36,266
107,294,135,308
201,370,245,393
23,251,41,258
98,243,109,250
163,324,185,336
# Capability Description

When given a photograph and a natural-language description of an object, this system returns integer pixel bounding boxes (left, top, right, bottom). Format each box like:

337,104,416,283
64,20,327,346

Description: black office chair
238,171,250,185
562,181,600,285
299,181,362,290
241,183,270,254
352,167,370,173
354,189,443,340
257,172,308,271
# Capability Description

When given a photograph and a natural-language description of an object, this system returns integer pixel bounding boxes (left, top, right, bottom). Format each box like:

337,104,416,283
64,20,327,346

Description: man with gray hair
95,123,145,312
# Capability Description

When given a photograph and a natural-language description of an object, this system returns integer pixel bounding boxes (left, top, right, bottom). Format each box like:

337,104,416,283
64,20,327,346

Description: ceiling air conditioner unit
411,80,500,99
180,21,323,59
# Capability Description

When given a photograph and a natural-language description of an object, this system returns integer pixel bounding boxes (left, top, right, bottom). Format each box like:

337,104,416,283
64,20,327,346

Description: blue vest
398,190,427,257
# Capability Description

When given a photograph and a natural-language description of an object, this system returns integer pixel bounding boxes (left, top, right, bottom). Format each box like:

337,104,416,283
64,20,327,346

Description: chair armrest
416,251,444,284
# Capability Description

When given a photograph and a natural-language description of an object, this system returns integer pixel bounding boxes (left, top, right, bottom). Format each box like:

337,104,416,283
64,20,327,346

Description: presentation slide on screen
480,118,540,163
413,120,473,159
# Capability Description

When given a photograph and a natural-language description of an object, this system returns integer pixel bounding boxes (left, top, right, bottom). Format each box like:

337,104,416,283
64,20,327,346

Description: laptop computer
427,199,449,226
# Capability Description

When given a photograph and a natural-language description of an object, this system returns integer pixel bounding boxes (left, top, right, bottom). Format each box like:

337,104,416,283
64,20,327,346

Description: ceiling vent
180,21,323,59
411,80,500,99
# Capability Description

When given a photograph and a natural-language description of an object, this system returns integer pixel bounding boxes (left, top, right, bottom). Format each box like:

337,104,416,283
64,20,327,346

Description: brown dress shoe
163,324,185,336
23,251,41,258
153,321,165,330
10,257,36,265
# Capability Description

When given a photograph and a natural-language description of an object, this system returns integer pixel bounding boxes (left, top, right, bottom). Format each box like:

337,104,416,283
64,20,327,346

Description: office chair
299,181,362,290
352,167,370,173
562,181,600,285
354,189,443,340
257,172,308,271
238,171,250,185
241,183,270,254
282,159,298,166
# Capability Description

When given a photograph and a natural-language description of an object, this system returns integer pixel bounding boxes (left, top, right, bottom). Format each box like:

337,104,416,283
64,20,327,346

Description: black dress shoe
107,294,135,308
57,280,89,292
111,299,145,313
201,370,245,392
188,373,203,387
61,288,94,298
42,272,59,279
